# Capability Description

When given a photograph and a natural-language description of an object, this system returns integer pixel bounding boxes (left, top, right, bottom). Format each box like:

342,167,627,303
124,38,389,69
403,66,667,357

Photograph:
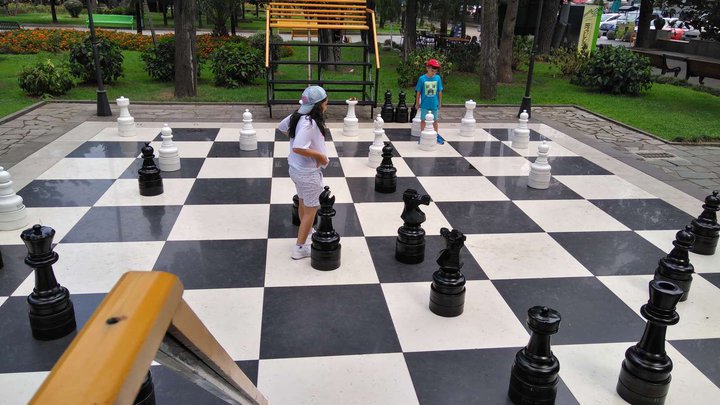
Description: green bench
0,21,22,31
86,14,135,29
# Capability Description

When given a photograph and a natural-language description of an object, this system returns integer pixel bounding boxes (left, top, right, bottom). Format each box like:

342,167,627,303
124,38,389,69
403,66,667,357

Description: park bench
0,21,21,31
632,49,681,77
686,58,720,85
86,14,134,30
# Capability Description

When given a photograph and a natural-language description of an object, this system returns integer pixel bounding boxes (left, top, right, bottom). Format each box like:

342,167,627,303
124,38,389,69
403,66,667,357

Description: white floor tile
269,177,351,205
328,126,380,142
514,200,630,232
0,371,49,405
418,176,509,202
90,127,160,142
464,157,532,176
555,175,657,200
635,230,720,274
197,158,273,178
354,202,450,236
147,141,213,158
392,141,463,158
95,179,194,206
503,141,577,157
0,207,90,245
338,157,414,177
0,297,6,307
168,204,269,240
37,158,135,180
216,127,276,142
273,141,338,158
438,127,497,142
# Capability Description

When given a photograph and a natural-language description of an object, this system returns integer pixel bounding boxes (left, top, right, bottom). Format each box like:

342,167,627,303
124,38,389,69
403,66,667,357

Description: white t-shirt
278,114,328,172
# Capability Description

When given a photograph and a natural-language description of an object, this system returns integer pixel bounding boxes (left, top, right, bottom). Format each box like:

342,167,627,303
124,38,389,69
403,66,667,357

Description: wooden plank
265,9,270,68
370,9,380,69
271,22,369,30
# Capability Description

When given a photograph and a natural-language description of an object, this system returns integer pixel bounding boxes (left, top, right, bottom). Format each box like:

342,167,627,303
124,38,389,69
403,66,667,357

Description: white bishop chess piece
343,98,359,137
158,124,181,172
116,96,136,137
368,114,385,168
0,166,28,231
239,109,258,151
411,111,422,137
528,140,551,190
419,111,437,151
459,99,477,137
512,110,530,149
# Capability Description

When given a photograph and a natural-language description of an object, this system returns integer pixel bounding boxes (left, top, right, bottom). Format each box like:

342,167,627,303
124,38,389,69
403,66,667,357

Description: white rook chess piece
116,96,136,137
459,99,477,137
239,109,258,151
411,111,422,137
158,124,181,172
0,166,28,231
368,114,385,168
343,98,359,137
419,111,437,151
528,140,551,190
512,110,530,149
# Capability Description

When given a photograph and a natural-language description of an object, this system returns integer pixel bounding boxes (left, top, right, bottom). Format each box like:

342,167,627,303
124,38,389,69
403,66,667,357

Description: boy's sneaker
436,134,446,144
291,244,312,260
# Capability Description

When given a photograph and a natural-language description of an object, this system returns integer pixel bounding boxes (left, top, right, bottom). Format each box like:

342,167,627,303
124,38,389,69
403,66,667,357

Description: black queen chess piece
395,90,410,123
689,190,719,255
375,142,397,193
654,226,695,302
429,228,467,317
311,186,341,271
508,306,562,405
381,89,395,123
138,142,164,196
21,224,77,340
396,189,431,264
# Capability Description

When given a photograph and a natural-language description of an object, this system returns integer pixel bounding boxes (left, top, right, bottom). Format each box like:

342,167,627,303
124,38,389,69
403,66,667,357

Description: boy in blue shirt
413,58,445,144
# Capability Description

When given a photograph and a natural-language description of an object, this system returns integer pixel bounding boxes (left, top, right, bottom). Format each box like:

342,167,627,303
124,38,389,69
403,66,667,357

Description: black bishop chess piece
292,194,317,227
311,186,341,271
395,90,409,123
508,306,562,405
375,142,397,193
654,226,695,302
690,190,719,255
381,89,395,123
396,189,431,264
138,142,163,196
617,279,683,405
429,228,467,317
21,224,76,340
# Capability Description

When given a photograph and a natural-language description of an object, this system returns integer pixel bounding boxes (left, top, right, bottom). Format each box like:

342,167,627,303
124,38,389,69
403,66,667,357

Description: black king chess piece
311,186,341,271
429,228,467,317
381,89,395,123
690,190,719,255
395,90,409,123
617,279,683,405
375,142,397,193
21,224,76,340
138,142,163,196
508,306,562,405
654,226,695,302
396,189,431,264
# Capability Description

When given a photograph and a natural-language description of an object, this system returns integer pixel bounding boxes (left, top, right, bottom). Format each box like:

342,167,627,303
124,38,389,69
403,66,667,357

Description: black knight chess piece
396,189,431,264
617,279,683,405
21,224,76,340
375,142,397,193
292,194,317,227
508,306,562,405
311,186,341,271
654,226,695,302
429,228,467,317
138,143,164,196
381,89,395,123
395,91,409,123
689,190,719,255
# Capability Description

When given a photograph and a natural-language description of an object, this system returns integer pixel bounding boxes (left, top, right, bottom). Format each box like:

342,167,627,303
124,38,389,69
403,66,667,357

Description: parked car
599,13,621,36
670,21,693,40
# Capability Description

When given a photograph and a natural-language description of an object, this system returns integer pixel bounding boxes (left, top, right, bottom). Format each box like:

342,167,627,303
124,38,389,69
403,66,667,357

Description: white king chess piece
116,96,136,137
158,124,181,172
528,140,552,190
512,110,530,149
459,99,477,137
0,166,28,231
419,111,437,151
343,98,359,137
239,109,258,151
368,114,385,168
411,110,422,137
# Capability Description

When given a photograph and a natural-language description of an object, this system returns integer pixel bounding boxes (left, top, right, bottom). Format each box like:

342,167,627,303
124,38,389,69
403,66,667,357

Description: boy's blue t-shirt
415,74,443,110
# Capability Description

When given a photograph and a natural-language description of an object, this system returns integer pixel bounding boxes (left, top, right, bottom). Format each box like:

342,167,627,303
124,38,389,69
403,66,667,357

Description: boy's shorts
289,166,324,208
420,108,440,121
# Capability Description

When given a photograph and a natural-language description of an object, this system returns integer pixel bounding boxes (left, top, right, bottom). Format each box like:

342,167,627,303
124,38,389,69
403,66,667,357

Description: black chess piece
292,194,318,227
617,279,683,405
134,371,156,405
381,89,395,123
0,247,4,269
311,186,341,271
690,190,719,255
375,142,397,193
429,228,467,317
410,95,418,120
138,143,163,196
395,91,409,123
20,224,76,341
396,189,431,264
654,226,695,302
508,306,562,405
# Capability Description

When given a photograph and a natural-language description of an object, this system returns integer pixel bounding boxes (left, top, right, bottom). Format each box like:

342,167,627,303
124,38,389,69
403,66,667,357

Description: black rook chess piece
508,306,562,405
311,186,341,271
429,228,467,317
375,142,397,193
138,143,163,196
21,224,76,340
654,226,695,302
617,280,683,405
381,89,395,123
690,190,719,255
395,91,409,123
396,189,431,264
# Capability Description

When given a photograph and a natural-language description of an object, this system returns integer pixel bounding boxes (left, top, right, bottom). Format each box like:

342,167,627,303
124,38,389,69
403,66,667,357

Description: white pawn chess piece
512,110,530,149
368,114,385,168
158,124,181,172
0,166,28,231
459,99,477,137
419,111,437,151
239,109,258,151
411,112,422,137
116,96,136,137
343,98,359,137
528,140,552,190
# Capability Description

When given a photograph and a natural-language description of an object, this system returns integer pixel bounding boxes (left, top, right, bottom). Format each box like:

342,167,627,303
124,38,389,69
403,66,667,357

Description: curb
0,101,47,125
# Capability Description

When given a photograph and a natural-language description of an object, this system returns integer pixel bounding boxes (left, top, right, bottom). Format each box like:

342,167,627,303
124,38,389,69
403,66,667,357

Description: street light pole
518,0,544,119
87,0,112,117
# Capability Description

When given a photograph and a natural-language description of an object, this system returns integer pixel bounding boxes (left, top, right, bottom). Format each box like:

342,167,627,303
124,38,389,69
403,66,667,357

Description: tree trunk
480,0,498,99
162,0,168,26
175,0,198,98
404,0,417,60
440,14,448,36
536,0,561,55
230,5,236,35
319,29,341,71
50,0,57,23
143,0,157,46
636,0,654,48
136,0,143,34
498,0,519,83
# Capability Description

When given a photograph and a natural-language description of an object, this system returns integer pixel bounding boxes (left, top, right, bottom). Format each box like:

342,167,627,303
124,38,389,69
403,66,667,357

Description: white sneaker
291,244,312,260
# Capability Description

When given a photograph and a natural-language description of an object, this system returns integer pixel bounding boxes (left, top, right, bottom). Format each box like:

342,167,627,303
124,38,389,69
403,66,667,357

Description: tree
198,0,233,36
663,0,720,41
635,0,654,48
498,0,520,83
175,0,198,97
403,0,418,60
480,0,498,99
536,0,561,55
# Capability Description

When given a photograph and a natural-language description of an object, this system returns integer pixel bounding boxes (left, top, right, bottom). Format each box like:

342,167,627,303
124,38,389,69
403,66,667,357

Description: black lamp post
87,0,112,117
518,0,544,119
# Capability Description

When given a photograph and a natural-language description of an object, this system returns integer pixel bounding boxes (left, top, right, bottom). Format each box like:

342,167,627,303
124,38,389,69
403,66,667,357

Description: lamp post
87,0,112,117
518,0,544,119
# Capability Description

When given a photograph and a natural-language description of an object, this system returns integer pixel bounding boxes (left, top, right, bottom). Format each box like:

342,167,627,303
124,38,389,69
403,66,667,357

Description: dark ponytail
288,98,328,138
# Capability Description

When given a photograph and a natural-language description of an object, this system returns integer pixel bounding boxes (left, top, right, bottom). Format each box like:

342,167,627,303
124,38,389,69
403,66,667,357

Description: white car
599,13,621,36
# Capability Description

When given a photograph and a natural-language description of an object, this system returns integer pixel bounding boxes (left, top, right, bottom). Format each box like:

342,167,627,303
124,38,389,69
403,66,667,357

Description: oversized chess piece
419,111,437,151
396,189,431,264
617,280,683,405
654,226,695,302
528,141,552,190
508,306,562,405
138,143,164,196
429,228,467,317
689,190,719,255
239,109,258,151
411,96,421,137
395,91,409,123
512,110,530,149
21,224,76,340
381,90,395,123
0,166,28,231
459,99,477,137
342,98,359,137
375,142,397,193
292,194,317,227
116,96,136,137
368,114,385,168
311,186,341,271
158,124,181,172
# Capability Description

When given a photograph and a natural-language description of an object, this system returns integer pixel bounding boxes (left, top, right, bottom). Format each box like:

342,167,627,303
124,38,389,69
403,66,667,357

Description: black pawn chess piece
395,90,409,123
617,279,684,405
396,189,431,264
429,228,467,317
654,226,695,302
138,143,163,196
508,306,562,405
375,142,397,193
311,186,341,271
381,89,395,123
690,190,719,255
20,224,76,340
134,371,156,405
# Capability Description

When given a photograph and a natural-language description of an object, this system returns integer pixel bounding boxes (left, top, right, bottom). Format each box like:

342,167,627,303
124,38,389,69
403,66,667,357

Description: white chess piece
528,140,551,190
512,110,530,149
239,109,258,151
411,112,422,137
343,98,359,137
0,166,28,231
158,124,181,172
116,96,136,137
368,114,385,168
459,99,477,137
419,111,437,151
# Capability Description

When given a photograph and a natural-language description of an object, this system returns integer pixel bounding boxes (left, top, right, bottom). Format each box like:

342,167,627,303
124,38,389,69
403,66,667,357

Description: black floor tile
484,128,545,141
701,273,720,290
18,179,115,207
272,158,344,177
66,141,145,158
151,361,258,405
185,178,271,204
436,201,543,234
119,158,205,179
208,142,274,158
448,141,521,157
532,157,612,176
267,203,363,238
486,176,582,200
670,338,720,388
61,206,183,243
590,199,695,230
403,157,482,176
384,128,414,141
153,128,219,142
346,177,427,203
0,245,33,296
334,141,379,157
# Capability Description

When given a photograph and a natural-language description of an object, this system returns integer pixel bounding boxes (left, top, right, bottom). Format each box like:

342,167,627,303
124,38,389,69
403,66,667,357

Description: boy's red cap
426,59,441,68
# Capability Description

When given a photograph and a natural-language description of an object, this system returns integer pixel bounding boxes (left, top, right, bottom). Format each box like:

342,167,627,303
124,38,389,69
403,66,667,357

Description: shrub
141,36,176,82
64,0,83,18
396,48,453,88
279,45,294,58
248,32,283,71
571,45,653,95
18,59,75,97
512,35,533,71
210,42,264,88
69,35,124,83
548,46,590,77
446,42,480,73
